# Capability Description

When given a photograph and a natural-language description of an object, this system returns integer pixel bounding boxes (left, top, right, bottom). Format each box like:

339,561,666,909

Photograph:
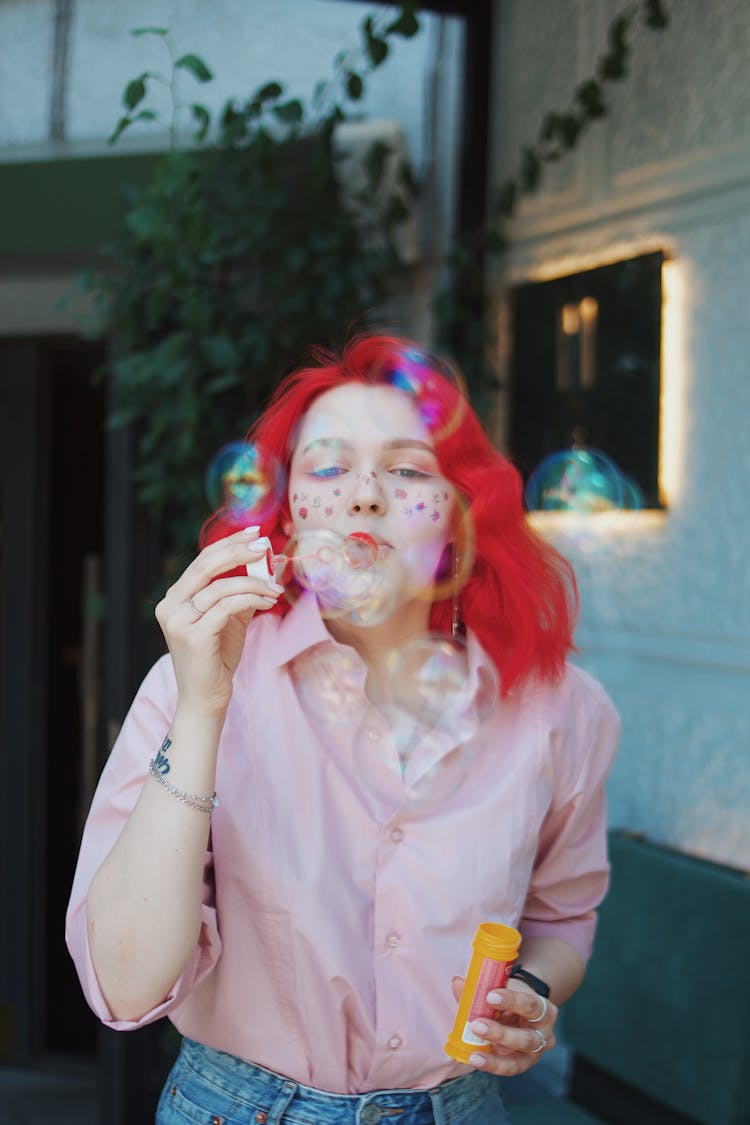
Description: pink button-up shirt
66,592,619,1094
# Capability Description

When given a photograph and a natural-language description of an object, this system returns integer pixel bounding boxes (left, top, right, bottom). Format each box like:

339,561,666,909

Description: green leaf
257,81,283,102
386,8,420,38
175,54,213,83
124,77,147,110
272,99,303,124
131,27,169,37
643,0,669,28
363,19,389,67
133,108,157,124
519,147,541,193
346,72,364,100
575,78,607,118
108,115,132,145
190,103,211,141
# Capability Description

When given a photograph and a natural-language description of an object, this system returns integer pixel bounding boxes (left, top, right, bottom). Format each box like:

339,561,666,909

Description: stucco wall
491,0,750,870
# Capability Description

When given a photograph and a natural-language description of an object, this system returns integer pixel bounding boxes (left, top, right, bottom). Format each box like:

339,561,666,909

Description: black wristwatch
509,965,551,998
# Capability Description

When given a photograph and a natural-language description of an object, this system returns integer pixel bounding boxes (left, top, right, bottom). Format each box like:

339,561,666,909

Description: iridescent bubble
205,442,285,524
283,527,399,624
375,347,467,443
355,634,499,811
525,449,626,513
290,644,364,727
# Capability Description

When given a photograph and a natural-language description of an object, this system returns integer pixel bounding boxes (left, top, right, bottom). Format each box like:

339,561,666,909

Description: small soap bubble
376,347,467,444
205,442,285,524
525,449,626,513
291,644,364,727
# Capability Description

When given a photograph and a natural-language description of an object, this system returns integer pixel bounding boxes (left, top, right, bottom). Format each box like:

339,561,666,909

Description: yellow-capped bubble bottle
444,922,521,1064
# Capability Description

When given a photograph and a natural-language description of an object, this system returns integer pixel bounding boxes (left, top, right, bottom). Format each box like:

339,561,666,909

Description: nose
347,471,387,516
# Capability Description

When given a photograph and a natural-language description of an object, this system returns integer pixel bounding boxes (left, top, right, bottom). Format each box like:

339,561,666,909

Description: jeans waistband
174,1037,488,1124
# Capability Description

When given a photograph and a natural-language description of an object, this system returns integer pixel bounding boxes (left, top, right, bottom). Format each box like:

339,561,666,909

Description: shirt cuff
518,912,598,965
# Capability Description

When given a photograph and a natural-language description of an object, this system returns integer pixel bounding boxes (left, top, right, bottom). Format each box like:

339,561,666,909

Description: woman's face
287,382,457,603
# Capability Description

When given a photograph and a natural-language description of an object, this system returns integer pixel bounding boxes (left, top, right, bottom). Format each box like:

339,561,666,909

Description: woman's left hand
450,977,558,1076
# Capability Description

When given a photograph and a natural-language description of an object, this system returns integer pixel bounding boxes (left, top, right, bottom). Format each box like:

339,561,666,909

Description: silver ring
188,595,205,618
530,1028,548,1053
527,996,548,1024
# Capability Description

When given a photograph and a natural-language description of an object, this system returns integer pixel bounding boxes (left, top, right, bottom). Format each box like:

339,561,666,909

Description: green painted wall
0,152,160,260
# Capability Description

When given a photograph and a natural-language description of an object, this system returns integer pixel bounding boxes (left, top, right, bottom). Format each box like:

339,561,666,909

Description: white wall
490,0,750,870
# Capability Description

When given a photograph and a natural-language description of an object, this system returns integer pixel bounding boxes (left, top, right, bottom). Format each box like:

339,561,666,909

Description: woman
67,335,619,1124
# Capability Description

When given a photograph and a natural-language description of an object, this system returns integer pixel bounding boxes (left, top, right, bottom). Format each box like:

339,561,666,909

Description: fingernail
487,991,503,1005
243,525,261,534
472,1021,489,1036
250,536,271,552
452,976,463,985
266,582,284,594
469,1053,486,1067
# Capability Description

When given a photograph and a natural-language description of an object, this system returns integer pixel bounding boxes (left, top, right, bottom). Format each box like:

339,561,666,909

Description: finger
486,988,553,1026
470,1018,554,1056
450,976,464,1003
164,527,271,605
186,591,279,632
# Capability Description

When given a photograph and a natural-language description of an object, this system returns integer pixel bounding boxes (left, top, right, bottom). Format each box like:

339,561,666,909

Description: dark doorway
42,337,106,1056
0,335,105,1063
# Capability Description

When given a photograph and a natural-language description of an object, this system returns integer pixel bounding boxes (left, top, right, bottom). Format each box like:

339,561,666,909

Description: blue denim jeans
156,1038,512,1124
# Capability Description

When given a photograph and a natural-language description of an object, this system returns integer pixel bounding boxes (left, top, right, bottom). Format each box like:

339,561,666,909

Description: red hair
201,334,578,693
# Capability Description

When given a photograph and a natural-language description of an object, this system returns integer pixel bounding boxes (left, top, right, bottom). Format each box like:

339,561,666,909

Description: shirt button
255,1114,268,1124
388,1035,403,1050
390,827,403,843
386,931,401,947
365,727,381,741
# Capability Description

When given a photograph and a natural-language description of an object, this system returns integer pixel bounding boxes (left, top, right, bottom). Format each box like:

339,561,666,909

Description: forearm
86,707,224,1020
516,935,586,1007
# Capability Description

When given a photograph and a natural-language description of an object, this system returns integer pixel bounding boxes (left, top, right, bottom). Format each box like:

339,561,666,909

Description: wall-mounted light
556,296,598,392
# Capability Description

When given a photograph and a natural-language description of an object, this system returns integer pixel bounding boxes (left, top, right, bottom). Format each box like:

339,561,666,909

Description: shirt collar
267,591,336,669
269,591,498,711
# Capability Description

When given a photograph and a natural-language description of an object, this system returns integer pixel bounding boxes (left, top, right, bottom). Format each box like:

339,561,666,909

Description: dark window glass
508,251,664,509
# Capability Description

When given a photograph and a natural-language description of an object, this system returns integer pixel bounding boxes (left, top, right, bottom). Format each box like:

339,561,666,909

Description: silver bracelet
148,757,218,813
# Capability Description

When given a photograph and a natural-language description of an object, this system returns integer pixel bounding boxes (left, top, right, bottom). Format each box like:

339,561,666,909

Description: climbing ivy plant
84,0,669,566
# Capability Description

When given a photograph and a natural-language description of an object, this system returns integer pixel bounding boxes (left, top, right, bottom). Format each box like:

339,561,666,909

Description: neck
324,597,432,694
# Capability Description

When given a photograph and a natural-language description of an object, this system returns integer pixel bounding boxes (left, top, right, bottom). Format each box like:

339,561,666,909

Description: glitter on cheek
430,510,440,522
416,501,426,512
324,506,334,516
333,489,341,497
299,506,308,519
395,488,407,500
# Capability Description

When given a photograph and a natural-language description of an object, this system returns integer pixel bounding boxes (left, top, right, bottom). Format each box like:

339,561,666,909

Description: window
508,252,665,510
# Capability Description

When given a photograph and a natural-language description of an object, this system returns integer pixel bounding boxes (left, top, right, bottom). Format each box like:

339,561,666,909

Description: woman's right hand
155,526,284,719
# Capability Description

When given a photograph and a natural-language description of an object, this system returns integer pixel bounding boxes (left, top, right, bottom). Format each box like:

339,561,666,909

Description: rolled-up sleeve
65,655,222,1030
520,669,621,964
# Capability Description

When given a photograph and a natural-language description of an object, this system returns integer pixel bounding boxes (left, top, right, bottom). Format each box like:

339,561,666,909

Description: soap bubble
290,644,364,727
282,527,401,626
375,347,467,443
205,442,285,525
525,449,628,513
355,634,499,811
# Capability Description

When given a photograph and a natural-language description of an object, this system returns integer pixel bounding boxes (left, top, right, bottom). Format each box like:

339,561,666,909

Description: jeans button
360,1106,384,1124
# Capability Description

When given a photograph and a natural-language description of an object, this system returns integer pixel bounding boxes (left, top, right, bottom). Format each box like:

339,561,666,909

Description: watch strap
509,964,551,998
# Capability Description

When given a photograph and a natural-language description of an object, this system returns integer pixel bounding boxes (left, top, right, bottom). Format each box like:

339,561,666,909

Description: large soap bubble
525,449,644,514
205,441,285,525
355,633,499,811
281,528,401,626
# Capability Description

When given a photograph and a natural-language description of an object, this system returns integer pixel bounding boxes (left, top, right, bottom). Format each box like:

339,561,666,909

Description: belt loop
267,1078,297,1123
428,1085,447,1125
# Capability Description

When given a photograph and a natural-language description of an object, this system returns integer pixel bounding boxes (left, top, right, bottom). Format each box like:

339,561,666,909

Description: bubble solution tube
444,922,522,1064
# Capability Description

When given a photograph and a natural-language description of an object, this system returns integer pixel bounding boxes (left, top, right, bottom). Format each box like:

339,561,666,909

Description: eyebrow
301,437,435,455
